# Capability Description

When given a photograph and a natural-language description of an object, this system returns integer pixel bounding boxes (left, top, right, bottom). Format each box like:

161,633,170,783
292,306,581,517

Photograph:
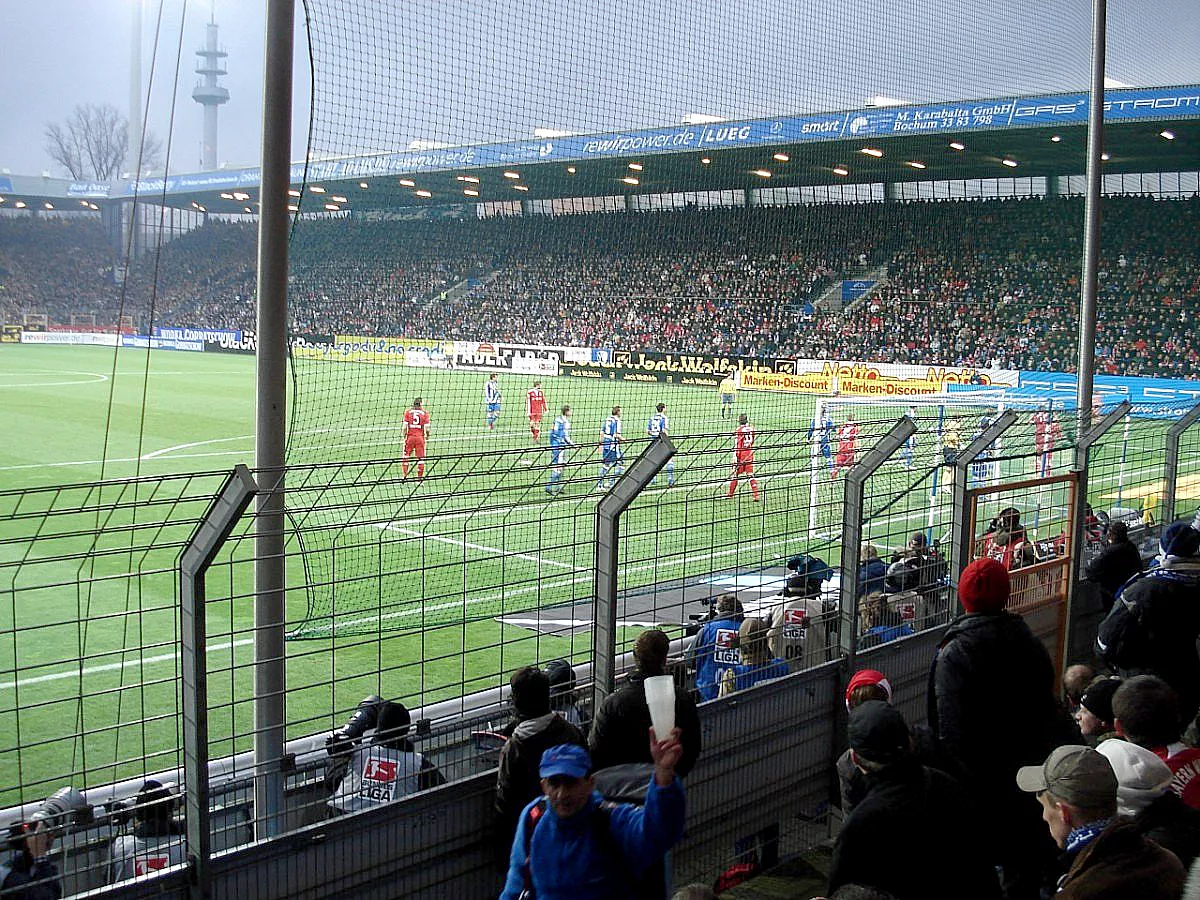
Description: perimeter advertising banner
558,349,794,385
741,360,1020,396
1,325,20,343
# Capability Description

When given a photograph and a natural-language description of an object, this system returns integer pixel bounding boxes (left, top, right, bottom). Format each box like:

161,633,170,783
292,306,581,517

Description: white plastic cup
643,675,676,740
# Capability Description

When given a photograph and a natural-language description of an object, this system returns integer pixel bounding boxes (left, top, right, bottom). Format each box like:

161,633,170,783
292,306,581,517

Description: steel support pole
181,466,257,900
592,436,675,713
1075,0,1107,437
1163,401,1200,527
253,0,294,841
949,410,1018,586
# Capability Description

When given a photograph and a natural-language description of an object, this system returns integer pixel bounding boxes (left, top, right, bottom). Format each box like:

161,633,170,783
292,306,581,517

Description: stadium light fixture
220,192,233,200
80,200,91,207
244,206,253,213
232,191,250,201
324,203,340,211
89,203,100,211
859,147,883,158
287,204,299,212
1050,135,1062,143
415,189,432,198
906,161,926,169
44,202,54,210
832,166,849,176
1001,158,1018,167
628,162,643,171
309,185,326,193
287,188,301,197
463,188,480,197
503,171,520,179
513,184,530,192
195,204,206,212
1160,130,1176,140
753,169,772,178
359,181,369,189
621,176,640,185
399,179,416,187
949,141,966,151
1100,152,1111,161
14,201,27,208
566,166,577,174
772,152,789,162
0,196,5,203
331,195,347,203
700,157,712,164
456,175,481,183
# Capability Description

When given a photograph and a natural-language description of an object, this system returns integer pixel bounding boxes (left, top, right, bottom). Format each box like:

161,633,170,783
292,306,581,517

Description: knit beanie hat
844,669,893,711
1161,521,1200,558
958,557,1010,613
1096,739,1173,817
1079,677,1122,726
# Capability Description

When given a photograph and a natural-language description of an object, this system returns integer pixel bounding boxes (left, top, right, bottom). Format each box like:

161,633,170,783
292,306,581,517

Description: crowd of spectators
1,194,1197,376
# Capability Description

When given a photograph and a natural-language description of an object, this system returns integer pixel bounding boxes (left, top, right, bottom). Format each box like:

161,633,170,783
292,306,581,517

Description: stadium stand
1,195,1197,375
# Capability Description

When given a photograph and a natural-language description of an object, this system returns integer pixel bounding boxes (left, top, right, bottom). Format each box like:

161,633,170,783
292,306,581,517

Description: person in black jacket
927,557,1079,900
493,666,586,866
1,818,60,900
1096,520,1200,723
1083,520,1144,608
590,630,701,779
827,702,1000,900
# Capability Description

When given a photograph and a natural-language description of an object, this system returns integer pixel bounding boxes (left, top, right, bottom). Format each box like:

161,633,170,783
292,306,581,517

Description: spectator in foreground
494,667,586,862
1016,744,1184,898
107,780,185,882
690,593,744,701
827,701,1001,899
720,617,788,695
1098,520,1200,722
928,557,1078,899
2,817,60,900
499,736,686,900
1084,520,1143,607
1112,675,1200,810
590,630,701,779
670,886,716,900
326,700,444,815
1097,738,1200,868
1064,664,1097,715
1076,677,1122,746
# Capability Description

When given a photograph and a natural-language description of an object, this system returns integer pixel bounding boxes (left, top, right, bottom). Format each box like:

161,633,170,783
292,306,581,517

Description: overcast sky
1,0,1197,179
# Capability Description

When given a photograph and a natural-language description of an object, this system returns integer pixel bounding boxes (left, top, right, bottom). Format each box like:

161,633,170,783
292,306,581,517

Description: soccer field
0,344,1189,806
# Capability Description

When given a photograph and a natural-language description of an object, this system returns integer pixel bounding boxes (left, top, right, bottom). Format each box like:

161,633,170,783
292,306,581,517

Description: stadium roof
2,84,1197,213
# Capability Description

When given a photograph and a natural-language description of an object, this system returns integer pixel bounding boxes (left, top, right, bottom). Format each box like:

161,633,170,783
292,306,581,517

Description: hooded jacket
1096,554,1200,718
499,775,686,900
495,713,586,837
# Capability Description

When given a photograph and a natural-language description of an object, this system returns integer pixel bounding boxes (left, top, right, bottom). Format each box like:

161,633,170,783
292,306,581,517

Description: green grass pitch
0,344,1185,805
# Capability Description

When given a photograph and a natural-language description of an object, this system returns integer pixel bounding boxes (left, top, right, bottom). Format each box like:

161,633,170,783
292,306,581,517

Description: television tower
192,13,230,171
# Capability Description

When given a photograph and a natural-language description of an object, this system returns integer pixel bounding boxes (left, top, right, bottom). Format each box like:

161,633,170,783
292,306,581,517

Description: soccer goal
806,391,1013,539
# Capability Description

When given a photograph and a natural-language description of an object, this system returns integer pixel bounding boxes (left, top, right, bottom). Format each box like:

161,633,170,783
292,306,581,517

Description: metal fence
1,399,1197,897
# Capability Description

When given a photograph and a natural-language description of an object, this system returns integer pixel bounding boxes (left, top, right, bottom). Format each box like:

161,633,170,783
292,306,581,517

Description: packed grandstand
2,193,1197,377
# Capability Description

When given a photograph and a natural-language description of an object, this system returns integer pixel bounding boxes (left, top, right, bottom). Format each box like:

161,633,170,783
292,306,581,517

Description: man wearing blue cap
500,728,686,899
1097,520,1200,722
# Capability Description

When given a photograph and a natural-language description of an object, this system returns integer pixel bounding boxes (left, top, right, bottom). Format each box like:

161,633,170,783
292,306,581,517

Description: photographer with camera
325,696,445,816
106,780,184,882
1,787,87,900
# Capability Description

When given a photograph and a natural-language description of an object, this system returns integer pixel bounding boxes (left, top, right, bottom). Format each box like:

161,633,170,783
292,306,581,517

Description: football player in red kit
402,398,430,479
527,381,548,442
727,414,761,501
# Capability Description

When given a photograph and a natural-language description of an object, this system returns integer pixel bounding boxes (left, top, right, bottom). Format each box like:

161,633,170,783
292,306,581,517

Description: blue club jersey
549,415,572,448
600,415,622,449
484,380,501,408
647,412,669,437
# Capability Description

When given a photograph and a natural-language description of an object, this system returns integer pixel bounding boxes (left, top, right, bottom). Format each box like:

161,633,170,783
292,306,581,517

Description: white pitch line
0,638,254,691
372,522,581,571
496,618,663,628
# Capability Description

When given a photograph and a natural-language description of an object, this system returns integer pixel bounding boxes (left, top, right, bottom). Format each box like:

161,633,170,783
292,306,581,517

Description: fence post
1064,401,1131,667
592,436,675,712
1162,400,1200,527
180,465,257,900
949,410,1018,587
838,417,918,672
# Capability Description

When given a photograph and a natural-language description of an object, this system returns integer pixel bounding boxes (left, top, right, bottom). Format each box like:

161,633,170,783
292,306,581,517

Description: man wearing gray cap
1017,744,1184,898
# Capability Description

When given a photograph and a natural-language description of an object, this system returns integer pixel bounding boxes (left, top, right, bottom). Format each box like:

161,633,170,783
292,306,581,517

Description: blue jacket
730,658,790,692
499,776,686,900
858,559,888,598
692,616,742,701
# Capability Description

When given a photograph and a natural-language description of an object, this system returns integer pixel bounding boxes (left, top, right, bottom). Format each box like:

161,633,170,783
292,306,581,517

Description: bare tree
44,104,165,180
